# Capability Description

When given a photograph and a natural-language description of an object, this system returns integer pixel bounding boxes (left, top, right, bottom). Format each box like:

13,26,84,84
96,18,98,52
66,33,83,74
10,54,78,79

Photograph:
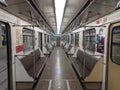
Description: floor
35,47,83,90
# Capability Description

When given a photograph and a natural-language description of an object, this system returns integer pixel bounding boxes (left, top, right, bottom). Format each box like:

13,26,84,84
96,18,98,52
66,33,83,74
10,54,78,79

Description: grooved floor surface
35,47,83,90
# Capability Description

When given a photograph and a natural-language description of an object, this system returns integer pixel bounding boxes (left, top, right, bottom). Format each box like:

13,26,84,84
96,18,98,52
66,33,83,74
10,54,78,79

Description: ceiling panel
0,0,119,34
81,0,118,24
62,0,119,33
60,0,88,33
33,0,57,33
0,0,56,33
1,0,30,21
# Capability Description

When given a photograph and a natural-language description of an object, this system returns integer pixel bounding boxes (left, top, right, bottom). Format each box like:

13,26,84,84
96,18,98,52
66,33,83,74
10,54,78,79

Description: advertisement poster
96,29,105,54
16,28,23,53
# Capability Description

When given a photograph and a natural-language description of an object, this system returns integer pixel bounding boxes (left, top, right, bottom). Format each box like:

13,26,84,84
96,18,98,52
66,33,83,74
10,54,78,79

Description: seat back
75,49,98,78
20,53,34,71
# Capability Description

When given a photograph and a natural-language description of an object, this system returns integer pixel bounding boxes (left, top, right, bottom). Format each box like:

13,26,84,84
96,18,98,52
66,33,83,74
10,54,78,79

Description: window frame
0,21,12,90
83,28,96,52
22,28,34,52
111,25,120,65
71,34,75,44
75,33,79,47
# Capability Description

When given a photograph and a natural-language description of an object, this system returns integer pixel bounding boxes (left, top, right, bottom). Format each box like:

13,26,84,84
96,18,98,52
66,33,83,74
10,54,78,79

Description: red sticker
96,20,100,24
16,45,23,53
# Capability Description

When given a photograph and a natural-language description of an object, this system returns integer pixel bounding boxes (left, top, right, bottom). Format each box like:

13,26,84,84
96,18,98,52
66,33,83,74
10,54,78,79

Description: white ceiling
0,0,119,34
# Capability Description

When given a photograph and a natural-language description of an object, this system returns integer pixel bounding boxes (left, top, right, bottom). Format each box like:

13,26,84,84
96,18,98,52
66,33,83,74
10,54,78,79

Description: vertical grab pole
32,26,36,79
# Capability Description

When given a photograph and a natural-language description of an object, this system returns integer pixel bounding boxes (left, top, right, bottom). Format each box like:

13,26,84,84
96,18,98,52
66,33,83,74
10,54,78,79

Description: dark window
61,35,69,43
38,33,42,51
44,34,46,44
71,34,74,44
75,33,79,47
111,26,120,65
23,28,34,52
83,28,96,52
0,22,9,90
1,24,7,46
47,35,49,43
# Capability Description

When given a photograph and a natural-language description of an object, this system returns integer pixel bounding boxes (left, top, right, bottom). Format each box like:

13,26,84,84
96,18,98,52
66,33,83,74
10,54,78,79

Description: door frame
0,21,13,90
106,21,120,90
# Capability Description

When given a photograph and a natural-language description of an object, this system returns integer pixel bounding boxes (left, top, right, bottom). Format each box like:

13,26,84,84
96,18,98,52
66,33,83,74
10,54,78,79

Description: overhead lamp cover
0,0,8,7
115,0,120,10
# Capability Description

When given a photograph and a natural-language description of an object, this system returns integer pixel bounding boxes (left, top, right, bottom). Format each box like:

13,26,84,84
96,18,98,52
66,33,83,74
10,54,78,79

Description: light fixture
55,0,66,34
0,0,7,6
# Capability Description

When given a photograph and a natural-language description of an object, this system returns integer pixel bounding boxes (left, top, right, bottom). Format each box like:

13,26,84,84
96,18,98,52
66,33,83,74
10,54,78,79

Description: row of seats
72,49,103,89
45,43,55,53
16,48,47,89
62,42,73,54
20,49,46,78
73,49,98,78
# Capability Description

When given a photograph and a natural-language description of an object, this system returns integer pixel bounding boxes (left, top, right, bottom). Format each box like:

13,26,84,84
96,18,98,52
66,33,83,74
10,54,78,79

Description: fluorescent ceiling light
0,0,7,6
55,0,66,34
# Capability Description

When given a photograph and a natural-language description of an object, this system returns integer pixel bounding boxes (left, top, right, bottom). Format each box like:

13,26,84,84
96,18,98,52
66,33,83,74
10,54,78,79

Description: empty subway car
0,0,120,90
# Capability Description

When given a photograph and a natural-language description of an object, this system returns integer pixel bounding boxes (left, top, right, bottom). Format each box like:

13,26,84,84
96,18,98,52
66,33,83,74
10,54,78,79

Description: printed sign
96,28,104,54
16,28,23,53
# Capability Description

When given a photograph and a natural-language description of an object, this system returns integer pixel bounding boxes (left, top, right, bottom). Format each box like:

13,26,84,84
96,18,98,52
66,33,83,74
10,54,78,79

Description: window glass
23,28,34,52
75,33,79,47
71,34,74,44
61,35,69,43
47,35,49,43
44,34,46,44
83,28,96,52
38,33,42,51
112,26,120,65
0,22,8,90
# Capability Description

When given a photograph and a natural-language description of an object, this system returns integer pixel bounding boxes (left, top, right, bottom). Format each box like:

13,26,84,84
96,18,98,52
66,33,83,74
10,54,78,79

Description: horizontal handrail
14,54,34,57
91,54,104,57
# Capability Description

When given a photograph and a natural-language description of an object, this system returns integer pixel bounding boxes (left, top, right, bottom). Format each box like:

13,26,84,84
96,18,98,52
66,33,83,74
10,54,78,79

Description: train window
83,28,96,52
0,22,9,90
75,33,79,47
111,26,120,65
47,35,49,43
71,34,75,44
67,36,69,43
38,32,42,51
50,35,55,42
22,28,34,52
67,35,69,43
61,35,69,43
44,34,46,44
61,36,64,42
0,24,7,46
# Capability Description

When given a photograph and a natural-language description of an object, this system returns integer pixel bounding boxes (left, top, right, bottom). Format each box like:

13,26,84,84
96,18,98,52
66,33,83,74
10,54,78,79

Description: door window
0,22,9,90
111,26,120,65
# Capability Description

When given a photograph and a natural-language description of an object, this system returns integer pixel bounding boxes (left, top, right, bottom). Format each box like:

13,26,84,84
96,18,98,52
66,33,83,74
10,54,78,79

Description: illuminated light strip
48,80,52,90
55,0,66,34
0,0,8,6
66,80,71,90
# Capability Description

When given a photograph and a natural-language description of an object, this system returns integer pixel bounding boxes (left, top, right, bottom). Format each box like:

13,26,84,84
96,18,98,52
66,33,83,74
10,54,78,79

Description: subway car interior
0,0,120,90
